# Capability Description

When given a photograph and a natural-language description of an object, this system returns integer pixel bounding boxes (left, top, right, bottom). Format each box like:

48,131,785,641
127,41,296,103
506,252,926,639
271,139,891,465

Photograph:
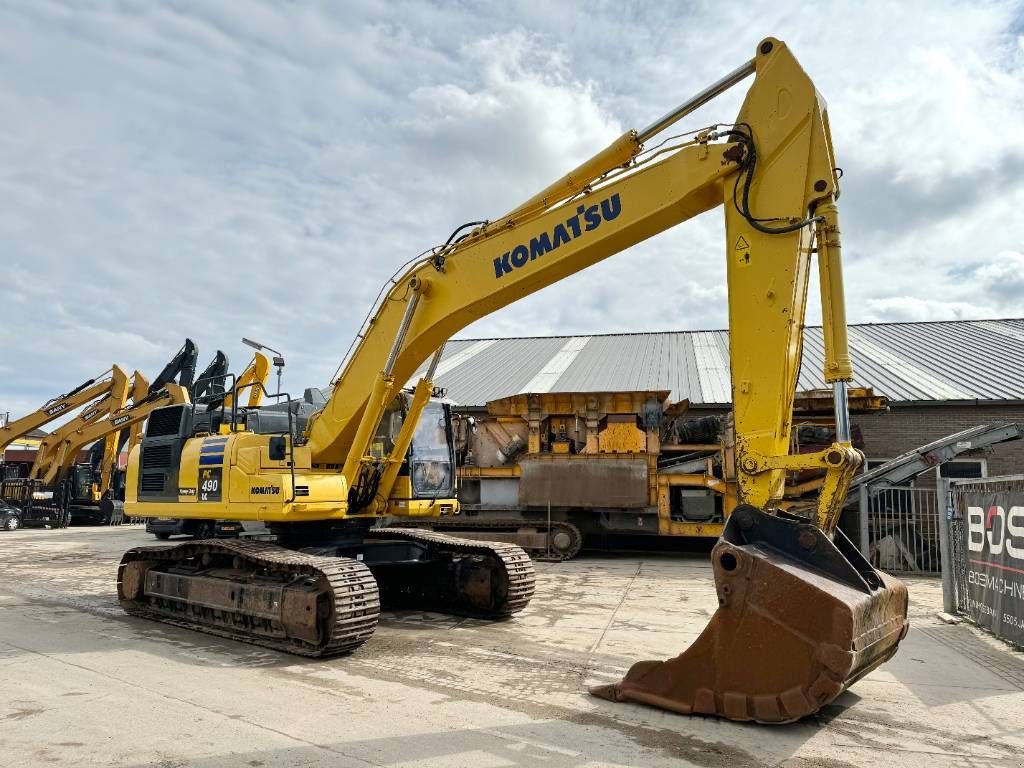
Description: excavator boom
1,366,130,457
223,352,271,409
49,385,191,486
121,37,907,723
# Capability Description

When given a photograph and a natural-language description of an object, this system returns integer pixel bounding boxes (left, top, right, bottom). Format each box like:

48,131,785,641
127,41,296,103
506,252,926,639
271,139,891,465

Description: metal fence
859,484,941,574
948,475,1024,616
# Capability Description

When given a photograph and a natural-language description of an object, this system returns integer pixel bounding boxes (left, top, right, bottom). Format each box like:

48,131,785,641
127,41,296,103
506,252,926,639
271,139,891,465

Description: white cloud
0,0,1022,415
862,297,981,323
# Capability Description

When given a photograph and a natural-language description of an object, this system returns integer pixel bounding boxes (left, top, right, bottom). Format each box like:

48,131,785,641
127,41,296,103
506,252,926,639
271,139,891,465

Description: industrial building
418,318,1024,479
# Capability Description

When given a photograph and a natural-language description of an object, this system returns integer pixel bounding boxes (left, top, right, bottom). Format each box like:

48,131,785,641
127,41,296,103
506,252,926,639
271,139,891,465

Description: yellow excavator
48,344,252,525
27,368,144,524
8,341,203,526
120,38,907,724
1,365,138,527
28,378,191,524
1,365,133,461
145,349,273,538
27,366,134,482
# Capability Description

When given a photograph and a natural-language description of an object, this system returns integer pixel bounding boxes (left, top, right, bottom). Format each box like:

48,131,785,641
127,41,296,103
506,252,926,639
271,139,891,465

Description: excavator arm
28,366,133,481
45,384,191,486
96,371,152,500
192,350,230,403
148,339,198,396
309,39,857,534
223,351,271,409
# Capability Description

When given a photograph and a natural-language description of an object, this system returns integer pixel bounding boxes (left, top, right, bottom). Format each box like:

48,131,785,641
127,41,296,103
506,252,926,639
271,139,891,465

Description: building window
938,459,986,479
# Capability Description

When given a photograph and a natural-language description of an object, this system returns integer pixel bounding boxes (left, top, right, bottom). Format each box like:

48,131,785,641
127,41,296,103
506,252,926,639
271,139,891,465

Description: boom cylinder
341,281,426,488
385,284,423,375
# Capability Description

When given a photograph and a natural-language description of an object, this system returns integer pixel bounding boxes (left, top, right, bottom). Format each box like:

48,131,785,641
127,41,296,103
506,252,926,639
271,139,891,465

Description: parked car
1,501,23,532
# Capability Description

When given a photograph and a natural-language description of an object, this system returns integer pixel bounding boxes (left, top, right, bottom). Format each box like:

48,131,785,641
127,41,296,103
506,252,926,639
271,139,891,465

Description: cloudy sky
2,0,1023,415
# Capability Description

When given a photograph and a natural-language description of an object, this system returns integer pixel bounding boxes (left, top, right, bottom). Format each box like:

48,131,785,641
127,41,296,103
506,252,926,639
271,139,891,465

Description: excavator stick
592,506,908,723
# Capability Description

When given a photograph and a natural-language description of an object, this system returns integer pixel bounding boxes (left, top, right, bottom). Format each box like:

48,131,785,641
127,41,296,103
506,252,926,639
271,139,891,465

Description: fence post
858,484,870,558
936,472,955,614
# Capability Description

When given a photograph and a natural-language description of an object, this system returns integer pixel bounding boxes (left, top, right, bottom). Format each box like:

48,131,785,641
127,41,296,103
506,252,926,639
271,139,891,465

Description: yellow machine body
125,430,452,522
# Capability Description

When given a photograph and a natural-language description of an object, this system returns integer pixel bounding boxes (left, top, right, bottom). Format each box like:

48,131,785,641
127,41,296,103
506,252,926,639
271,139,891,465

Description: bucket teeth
591,505,909,724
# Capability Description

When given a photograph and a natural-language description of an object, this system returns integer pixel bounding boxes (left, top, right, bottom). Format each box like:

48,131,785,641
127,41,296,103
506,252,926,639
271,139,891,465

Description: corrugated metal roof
415,319,1024,407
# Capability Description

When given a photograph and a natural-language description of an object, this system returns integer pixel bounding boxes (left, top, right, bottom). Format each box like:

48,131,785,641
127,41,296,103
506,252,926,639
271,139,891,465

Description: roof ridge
452,317,1024,343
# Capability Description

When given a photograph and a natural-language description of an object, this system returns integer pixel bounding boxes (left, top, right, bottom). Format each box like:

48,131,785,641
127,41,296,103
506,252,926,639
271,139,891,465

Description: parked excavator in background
32,368,146,525
0,340,203,527
145,348,272,539
1,365,133,473
0,365,135,527
120,38,907,724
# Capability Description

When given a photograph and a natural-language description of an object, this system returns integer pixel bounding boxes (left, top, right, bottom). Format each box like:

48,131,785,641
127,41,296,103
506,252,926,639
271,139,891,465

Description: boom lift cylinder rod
815,200,854,444
833,380,852,444
385,283,423,375
341,281,424,486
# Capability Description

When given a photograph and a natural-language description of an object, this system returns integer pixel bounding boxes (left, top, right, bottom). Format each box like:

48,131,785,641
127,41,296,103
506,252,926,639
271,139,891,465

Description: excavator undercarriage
118,527,535,656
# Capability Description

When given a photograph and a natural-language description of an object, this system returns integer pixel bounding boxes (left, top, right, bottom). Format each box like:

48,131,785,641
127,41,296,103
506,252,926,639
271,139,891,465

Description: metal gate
861,484,940,574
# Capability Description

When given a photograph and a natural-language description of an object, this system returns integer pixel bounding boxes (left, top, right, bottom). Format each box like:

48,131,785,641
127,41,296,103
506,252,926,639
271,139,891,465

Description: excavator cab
375,394,456,501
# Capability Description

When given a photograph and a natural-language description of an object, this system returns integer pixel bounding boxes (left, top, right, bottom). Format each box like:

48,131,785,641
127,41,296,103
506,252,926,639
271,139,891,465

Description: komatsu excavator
121,38,908,723
145,349,273,538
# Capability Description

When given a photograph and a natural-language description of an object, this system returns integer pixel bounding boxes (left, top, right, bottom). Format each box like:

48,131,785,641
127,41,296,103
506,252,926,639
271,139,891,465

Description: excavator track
118,538,380,657
370,528,536,616
390,518,583,562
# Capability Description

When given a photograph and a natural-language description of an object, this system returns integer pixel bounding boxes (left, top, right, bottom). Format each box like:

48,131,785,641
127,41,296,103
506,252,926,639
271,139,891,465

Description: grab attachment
591,505,908,723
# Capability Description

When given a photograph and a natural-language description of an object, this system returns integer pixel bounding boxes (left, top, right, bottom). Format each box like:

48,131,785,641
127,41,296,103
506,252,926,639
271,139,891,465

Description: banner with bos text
962,490,1024,647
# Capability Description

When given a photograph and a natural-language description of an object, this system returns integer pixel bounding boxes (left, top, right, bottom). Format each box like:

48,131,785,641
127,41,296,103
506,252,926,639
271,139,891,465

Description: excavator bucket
592,505,908,723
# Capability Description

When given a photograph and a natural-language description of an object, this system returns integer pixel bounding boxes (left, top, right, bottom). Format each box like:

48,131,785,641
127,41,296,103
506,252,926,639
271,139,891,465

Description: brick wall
853,404,1024,477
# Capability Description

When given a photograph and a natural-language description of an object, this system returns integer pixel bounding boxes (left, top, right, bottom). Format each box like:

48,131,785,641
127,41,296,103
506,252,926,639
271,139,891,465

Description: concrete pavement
0,526,1022,767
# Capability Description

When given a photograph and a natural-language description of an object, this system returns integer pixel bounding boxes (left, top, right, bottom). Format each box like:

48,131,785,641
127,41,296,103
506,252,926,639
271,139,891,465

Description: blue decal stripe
198,454,224,465
200,446,226,454
203,438,229,445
